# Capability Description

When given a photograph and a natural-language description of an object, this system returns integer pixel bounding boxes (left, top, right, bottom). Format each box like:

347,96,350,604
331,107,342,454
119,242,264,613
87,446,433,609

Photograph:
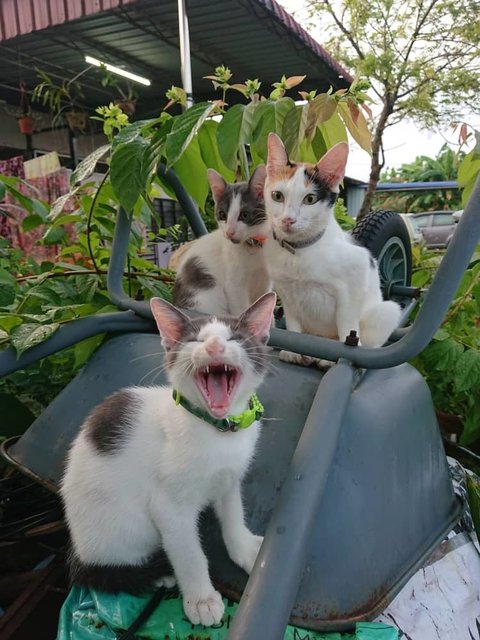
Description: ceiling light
85,55,151,86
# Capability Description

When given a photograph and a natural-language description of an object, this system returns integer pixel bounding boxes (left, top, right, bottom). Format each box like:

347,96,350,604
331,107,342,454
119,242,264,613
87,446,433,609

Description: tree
373,144,464,211
306,0,480,219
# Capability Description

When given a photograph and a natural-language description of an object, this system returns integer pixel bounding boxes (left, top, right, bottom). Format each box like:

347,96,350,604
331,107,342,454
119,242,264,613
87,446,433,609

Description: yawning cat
61,292,276,627
264,133,401,365
172,167,271,315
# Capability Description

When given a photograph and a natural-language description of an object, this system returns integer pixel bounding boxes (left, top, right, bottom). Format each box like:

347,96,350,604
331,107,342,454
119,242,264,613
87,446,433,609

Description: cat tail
360,300,402,348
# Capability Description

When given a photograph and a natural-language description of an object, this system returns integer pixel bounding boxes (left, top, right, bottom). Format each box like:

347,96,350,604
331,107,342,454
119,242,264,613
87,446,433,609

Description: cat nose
205,337,226,357
225,229,235,239
281,216,295,228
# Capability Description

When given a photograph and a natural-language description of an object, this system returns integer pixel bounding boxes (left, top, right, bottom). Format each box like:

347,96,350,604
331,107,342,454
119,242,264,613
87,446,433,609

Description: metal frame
1,170,479,380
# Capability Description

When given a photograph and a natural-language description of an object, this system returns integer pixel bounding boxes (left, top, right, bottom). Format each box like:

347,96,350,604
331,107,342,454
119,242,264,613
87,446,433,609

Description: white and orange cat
264,133,401,365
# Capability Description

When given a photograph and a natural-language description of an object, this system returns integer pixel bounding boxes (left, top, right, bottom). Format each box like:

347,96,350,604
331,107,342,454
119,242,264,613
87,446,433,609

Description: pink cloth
0,156,74,263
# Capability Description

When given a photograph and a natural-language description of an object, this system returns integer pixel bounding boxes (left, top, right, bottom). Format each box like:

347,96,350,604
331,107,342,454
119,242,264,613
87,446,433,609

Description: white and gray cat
264,133,401,365
61,292,276,627
172,167,271,316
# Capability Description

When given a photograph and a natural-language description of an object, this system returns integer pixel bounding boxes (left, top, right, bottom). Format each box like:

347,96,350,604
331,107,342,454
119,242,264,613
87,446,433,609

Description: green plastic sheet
57,586,398,640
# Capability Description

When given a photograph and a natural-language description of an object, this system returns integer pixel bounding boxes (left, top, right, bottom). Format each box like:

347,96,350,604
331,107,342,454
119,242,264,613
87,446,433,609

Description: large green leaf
0,269,17,307
74,334,106,369
338,102,372,154
22,214,45,232
217,104,254,171
197,120,235,181
282,105,302,158
110,138,150,212
173,138,209,211
0,314,23,332
318,113,348,149
275,98,297,136
112,117,166,150
250,102,275,162
165,102,216,167
10,322,60,357
454,349,480,393
70,145,111,185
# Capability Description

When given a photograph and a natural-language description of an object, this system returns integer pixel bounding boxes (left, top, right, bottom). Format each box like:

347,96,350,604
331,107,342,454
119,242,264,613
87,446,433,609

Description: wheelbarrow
0,165,479,639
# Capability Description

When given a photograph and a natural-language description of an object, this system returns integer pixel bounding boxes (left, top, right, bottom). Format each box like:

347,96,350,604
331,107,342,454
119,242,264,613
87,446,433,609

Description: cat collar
172,390,264,432
273,229,325,254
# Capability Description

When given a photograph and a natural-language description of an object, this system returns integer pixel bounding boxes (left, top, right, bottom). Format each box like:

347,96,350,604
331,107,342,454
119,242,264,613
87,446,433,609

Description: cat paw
155,575,177,589
229,534,264,574
183,589,224,627
279,350,316,367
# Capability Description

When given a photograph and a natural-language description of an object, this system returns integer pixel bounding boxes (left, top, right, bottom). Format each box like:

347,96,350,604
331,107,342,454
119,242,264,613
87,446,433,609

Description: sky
277,0,478,182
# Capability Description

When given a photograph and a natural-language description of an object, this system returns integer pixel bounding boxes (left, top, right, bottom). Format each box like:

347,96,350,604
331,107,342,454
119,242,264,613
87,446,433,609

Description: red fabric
0,156,74,263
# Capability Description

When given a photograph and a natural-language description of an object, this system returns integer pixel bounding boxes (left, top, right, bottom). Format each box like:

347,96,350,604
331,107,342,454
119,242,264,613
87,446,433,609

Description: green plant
92,103,130,141
305,0,480,219
411,243,480,446
31,67,89,125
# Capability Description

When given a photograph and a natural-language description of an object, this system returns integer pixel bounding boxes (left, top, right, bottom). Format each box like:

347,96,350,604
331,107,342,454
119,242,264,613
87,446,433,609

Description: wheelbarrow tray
1,332,461,631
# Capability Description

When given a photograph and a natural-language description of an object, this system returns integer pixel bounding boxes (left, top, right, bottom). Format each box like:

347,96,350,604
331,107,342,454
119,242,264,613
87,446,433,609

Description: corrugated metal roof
0,0,137,41
0,0,352,120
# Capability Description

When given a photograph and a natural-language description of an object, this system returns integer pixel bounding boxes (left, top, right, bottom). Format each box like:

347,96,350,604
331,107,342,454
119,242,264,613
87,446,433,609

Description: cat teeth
206,365,210,374
224,365,228,372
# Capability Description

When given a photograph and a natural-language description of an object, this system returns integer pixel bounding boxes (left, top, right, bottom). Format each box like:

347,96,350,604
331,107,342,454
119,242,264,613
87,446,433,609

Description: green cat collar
172,390,264,433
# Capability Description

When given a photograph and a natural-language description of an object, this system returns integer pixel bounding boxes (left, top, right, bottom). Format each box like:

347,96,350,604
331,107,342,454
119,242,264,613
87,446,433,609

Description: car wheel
351,210,412,294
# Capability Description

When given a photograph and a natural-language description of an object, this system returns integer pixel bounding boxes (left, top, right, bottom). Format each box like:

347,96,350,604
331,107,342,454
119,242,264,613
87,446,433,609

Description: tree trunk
357,102,393,221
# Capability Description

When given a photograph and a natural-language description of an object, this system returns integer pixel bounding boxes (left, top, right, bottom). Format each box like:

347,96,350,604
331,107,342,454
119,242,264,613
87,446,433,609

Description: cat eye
217,210,227,221
239,210,248,222
303,193,319,205
271,190,284,202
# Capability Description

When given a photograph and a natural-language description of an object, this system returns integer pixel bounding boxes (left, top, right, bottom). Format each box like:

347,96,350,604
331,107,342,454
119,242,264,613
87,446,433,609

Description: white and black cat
61,292,276,627
264,133,401,365
172,167,271,316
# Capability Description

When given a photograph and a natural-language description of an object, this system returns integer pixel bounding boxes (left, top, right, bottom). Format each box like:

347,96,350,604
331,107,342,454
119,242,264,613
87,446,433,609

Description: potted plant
97,66,138,116
12,81,35,135
32,69,88,132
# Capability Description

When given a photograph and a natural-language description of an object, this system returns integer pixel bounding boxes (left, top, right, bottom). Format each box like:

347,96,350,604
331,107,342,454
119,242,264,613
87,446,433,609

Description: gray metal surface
3,334,460,631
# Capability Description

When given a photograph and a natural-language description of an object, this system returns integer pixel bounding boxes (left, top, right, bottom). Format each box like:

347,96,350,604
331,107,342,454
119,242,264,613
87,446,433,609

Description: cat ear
315,142,349,189
207,169,227,203
267,133,289,174
239,292,277,343
150,297,189,350
249,165,266,199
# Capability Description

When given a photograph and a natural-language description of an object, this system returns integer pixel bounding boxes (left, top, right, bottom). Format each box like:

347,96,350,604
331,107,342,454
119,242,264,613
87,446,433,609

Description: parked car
399,214,424,247
411,211,457,249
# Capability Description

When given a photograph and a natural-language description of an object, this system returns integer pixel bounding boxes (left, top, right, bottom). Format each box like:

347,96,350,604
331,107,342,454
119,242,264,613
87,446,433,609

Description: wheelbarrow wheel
351,209,412,291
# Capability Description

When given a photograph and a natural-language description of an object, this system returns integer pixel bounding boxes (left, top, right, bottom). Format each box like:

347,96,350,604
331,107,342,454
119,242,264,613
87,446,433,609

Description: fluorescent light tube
85,55,151,86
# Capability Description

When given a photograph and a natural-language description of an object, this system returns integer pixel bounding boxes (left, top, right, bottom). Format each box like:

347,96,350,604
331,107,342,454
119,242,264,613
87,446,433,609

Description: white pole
177,0,193,108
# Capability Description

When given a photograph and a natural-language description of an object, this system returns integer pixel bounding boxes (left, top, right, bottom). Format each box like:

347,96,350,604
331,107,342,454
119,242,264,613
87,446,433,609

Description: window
432,214,453,226
414,215,430,228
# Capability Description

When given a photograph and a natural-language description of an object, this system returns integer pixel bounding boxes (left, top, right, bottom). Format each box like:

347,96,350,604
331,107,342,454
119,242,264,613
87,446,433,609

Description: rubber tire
351,209,412,290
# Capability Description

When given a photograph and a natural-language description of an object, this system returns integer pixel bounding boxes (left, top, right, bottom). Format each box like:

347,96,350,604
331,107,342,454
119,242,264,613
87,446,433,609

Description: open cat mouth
195,363,241,418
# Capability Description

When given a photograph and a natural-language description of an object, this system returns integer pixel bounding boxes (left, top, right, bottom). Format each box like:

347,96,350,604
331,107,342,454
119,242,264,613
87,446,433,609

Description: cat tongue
206,371,229,412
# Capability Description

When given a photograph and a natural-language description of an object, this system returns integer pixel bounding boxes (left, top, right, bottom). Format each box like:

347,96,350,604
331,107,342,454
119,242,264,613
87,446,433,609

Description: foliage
372,144,463,212
305,0,480,219
0,68,372,430
92,103,130,141
411,244,480,446
0,174,175,419
455,124,480,207
87,68,371,217
31,68,89,124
